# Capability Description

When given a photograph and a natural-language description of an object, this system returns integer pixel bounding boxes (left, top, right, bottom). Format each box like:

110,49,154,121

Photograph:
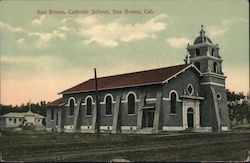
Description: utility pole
94,68,100,138
29,99,31,112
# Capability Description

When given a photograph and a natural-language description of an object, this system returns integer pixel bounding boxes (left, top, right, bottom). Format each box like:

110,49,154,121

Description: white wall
5,117,24,128
35,118,43,126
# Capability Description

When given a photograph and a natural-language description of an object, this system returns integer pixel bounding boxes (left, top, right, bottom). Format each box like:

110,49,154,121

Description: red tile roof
60,64,193,95
47,98,64,107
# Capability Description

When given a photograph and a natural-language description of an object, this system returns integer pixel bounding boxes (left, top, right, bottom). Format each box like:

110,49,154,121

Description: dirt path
3,138,249,161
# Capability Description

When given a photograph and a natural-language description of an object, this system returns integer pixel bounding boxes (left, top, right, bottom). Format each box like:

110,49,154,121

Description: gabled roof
47,98,64,107
60,64,201,95
1,111,45,119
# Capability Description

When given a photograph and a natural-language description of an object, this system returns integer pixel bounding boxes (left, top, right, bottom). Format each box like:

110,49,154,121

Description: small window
217,93,221,100
69,99,75,116
19,119,22,122
196,49,200,56
170,92,177,114
128,94,135,114
86,97,92,115
9,118,12,122
105,95,112,115
51,109,54,120
14,119,16,123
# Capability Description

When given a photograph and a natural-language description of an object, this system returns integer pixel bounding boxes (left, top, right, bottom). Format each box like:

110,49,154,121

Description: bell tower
185,25,230,132
185,25,223,74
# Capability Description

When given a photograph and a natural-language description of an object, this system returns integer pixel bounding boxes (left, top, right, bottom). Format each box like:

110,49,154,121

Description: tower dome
193,25,213,44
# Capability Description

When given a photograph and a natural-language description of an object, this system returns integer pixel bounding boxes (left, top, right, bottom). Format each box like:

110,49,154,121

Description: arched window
194,62,200,70
213,62,218,73
196,49,200,56
86,97,92,115
105,96,112,115
51,109,54,120
170,92,177,114
128,94,135,114
69,99,74,116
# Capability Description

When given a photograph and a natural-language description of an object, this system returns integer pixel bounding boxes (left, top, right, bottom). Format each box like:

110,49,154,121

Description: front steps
135,128,153,134
184,127,212,133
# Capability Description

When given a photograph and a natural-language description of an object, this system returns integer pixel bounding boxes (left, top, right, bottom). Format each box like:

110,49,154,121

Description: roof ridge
59,63,191,95
1,111,45,118
89,63,189,80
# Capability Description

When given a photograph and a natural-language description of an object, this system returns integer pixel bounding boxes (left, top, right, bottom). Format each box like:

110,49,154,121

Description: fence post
0,151,2,161
246,151,250,162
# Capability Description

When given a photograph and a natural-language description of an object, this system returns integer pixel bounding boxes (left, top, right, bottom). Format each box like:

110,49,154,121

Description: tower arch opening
196,49,200,56
213,62,218,73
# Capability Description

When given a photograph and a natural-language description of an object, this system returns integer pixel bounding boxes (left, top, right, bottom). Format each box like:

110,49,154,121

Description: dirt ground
0,129,249,162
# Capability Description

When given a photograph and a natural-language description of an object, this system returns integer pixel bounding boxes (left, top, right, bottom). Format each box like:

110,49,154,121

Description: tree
228,106,236,126
234,106,243,125
0,101,47,117
246,106,250,124
227,90,249,126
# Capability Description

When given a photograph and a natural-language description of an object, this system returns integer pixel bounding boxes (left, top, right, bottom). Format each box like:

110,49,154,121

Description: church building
46,26,230,133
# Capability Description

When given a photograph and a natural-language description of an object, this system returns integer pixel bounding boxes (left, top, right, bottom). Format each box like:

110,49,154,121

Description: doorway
142,110,154,128
55,113,59,126
187,108,194,128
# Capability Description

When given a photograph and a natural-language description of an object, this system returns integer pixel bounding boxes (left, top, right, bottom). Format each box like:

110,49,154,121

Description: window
55,113,58,125
194,62,200,70
217,93,221,100
9,118,12,122
14,119,16,123
19,119,22,122
51,109,54,120
86,97,92,115
213,62,218,73
187,84,194,95
196,49,200,56
128,94,135,114
170,92,177,114
69,99,74,116
105,95,112,115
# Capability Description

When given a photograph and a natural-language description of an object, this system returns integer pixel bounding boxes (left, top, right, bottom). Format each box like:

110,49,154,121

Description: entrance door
142,110,154,128
147,111,154,127
187,108,194,128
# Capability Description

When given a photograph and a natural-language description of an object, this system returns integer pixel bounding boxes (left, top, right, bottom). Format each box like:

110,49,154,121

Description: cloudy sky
0,0,249,105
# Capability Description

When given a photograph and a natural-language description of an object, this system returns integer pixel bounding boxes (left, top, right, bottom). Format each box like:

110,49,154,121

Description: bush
22,125,36,130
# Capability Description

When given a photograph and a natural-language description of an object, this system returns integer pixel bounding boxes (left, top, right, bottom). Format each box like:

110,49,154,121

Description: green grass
0,130,249,161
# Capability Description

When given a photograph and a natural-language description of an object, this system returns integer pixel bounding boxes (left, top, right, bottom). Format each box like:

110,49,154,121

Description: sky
0,0,249,105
